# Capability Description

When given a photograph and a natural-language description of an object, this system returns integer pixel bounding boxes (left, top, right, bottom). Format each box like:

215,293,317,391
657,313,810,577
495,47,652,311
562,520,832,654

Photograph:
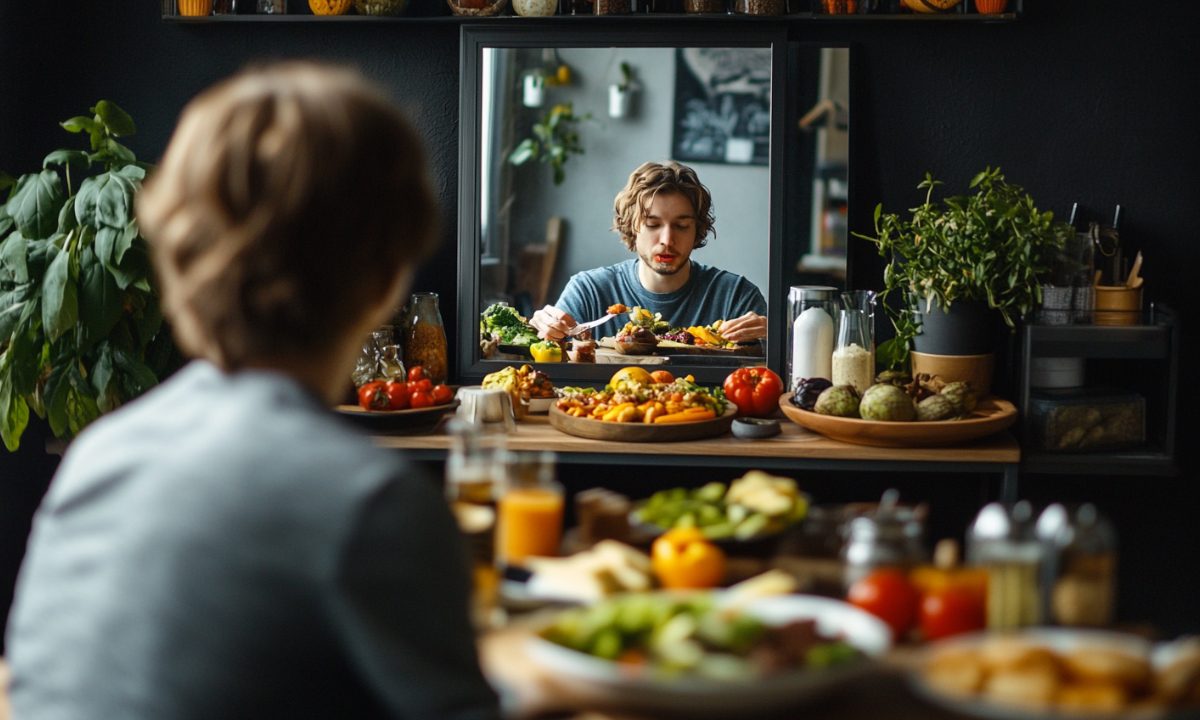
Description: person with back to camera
530,160,768,344
5,62,502,719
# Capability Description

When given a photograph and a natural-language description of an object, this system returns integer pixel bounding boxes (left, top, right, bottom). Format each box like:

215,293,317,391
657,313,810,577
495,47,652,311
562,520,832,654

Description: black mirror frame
457,22,789,386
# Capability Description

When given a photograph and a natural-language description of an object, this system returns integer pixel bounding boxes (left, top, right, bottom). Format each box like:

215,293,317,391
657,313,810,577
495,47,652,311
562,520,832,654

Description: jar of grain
402,292,449,384
683,0,726,11
732,0,784,14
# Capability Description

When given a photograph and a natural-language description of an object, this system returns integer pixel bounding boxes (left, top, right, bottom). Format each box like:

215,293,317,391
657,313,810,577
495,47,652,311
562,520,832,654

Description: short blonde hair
137,62,437,370
611,161,715,251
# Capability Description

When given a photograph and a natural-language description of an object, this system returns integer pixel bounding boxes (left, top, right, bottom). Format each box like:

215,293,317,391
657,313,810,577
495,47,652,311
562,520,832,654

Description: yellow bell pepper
529,341,562,363
651,527,726,589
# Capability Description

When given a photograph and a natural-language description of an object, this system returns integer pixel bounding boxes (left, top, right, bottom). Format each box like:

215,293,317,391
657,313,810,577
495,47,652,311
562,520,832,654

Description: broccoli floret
480,303,539,346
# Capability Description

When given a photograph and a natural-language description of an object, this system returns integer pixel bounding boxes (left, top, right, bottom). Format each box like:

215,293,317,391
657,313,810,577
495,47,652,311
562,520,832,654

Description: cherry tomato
650,528,726,589
357,381,389,411
432,384,453,405
410,391,435,409
385,381,411,410
408,366,428,383
919,585,986,641
406,378,433,394
649,370,675,384
847,568,920,642
722,366,784,418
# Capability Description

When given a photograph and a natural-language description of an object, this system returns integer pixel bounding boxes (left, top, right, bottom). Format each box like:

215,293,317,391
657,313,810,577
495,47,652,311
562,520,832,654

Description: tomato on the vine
722,366,784,418
408,366,428,383
357,381,390,411
919,585,986,641
847,568,920,642
385,381,411,410
432,384,453,405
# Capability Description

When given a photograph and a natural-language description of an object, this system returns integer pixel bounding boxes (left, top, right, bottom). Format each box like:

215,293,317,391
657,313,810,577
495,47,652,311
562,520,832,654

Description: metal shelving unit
1018,305,1178,476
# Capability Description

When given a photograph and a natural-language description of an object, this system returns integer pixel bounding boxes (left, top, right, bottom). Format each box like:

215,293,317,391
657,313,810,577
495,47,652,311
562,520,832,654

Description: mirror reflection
472,42,848,374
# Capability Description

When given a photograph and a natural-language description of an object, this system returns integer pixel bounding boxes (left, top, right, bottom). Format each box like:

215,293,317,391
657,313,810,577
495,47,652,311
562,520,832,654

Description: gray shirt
555,259,767,339
6,362,500,720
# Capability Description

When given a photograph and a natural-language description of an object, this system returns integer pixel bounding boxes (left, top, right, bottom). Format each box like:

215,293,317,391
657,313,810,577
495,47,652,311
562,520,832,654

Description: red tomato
919,585,986,641
385,381,411,410
432,384,453,405
408,366,428,383
722,366,784,418
357,381,389,411
649,370,675,384
410,391,435,409
406,378,433,394
847,568,920,642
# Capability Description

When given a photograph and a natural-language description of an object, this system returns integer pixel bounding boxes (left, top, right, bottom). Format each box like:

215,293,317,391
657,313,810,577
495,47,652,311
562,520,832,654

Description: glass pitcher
402,292,448,384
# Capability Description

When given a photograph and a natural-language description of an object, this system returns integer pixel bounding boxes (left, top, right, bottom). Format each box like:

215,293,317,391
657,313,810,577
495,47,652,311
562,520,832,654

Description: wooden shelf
162,11,1019,23
1022,449,1177,476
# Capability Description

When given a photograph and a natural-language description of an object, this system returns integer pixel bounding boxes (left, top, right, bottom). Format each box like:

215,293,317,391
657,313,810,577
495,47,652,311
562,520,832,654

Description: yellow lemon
610,366,653,386
556,64,572,85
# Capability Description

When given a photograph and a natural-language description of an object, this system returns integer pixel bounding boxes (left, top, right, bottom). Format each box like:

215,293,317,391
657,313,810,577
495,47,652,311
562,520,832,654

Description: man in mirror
530,161,768,343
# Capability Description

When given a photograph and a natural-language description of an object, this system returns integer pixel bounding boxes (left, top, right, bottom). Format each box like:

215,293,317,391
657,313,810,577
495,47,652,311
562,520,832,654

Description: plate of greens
480,303,540,348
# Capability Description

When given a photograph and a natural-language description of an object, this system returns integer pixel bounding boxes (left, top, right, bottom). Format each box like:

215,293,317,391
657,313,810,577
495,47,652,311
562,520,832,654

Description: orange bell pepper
651,527,726,589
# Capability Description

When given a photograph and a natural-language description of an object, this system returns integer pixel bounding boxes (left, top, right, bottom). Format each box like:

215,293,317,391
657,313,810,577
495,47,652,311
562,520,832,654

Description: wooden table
372,414,1022,500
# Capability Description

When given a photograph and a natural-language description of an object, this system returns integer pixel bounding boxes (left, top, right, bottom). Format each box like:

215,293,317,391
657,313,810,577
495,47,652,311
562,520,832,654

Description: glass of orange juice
495,451,563,567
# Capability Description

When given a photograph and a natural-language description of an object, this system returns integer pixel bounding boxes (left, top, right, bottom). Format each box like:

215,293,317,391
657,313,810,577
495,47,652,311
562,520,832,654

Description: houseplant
609,61,638,119
0,101,179,451
508,102,590,186
856,167,1069,375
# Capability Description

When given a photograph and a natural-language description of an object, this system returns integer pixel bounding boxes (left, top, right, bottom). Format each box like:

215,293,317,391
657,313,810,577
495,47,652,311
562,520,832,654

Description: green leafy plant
508,102,590,186
854,167,1069,369
616,61,637,92
0,101,179,451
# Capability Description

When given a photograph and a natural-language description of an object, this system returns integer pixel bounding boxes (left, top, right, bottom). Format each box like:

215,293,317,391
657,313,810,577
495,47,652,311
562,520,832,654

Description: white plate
524,594,890,717
910,628,1194,720
527,396,555,414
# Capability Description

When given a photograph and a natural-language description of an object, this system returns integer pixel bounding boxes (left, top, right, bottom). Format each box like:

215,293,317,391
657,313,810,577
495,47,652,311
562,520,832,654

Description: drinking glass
494,451,563,567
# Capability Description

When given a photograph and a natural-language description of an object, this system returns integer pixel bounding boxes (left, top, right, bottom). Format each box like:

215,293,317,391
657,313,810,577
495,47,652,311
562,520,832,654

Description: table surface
371,413,1020,467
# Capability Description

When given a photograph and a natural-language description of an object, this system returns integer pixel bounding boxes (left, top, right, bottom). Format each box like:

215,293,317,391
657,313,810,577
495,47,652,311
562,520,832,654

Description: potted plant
0,101,180,451
609,61,638,119
855,167,1068,389
508,102,590,186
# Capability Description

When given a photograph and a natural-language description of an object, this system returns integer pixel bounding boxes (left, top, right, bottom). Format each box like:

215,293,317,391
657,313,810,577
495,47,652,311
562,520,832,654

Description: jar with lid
841,489,928,589
732,0,785,14
401,292,448,384
968,501,1049,630
593,0,631,12
787,285,837,391
683,0,726,11
1037,503,1117,627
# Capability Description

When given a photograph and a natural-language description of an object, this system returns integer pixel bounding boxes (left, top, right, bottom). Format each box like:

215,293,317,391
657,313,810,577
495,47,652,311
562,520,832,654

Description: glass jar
684,0,726,11
968,501,1049,630
593,0,631,12
635,0,680,10
841,489,927,589
560,0,592,13
257,0,284,12
494,451,563,567
787,285,837,391
402,292,448,384
1037,503,1117,627
351,326,405,388
832,308,872,395
732,0,784,14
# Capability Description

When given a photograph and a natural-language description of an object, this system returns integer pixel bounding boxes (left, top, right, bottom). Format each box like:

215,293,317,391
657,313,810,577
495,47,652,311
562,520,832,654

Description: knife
566,313,617,337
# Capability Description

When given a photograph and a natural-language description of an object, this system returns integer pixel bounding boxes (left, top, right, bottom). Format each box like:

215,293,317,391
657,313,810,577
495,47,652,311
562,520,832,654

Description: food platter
910,629,1198,720
334,400,459,432
524,593,890,718
778,393,1017,448
548,403,737,442
598,337,764,357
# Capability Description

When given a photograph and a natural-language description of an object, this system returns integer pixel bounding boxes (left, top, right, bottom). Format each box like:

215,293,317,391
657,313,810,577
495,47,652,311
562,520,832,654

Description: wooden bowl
446,0,508,15
549,403,736,442
612,336,659,356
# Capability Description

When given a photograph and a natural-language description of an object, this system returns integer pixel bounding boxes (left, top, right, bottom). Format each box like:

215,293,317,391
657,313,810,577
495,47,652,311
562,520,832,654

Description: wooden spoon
1126,251,1144,288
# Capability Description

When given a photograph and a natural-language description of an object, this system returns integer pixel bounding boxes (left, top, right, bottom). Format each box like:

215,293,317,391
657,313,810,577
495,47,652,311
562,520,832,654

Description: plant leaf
93,100,136,137
0,284,31,339
1,232,29,283
7,300,41,396
8,170,65,239
60,116,101,135
79,170,138,229
56,195,78,234
44,364,71,438
78,247,123,353
42,243,78,341
114,348,158,397
91,342,115,404
0,374,30,451
43,149,91,170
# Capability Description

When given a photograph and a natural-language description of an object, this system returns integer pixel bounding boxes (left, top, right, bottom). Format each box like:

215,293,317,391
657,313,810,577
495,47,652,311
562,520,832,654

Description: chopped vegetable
480,303,540,346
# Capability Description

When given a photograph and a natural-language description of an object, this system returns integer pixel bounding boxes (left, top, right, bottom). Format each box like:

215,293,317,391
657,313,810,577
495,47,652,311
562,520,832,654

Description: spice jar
1037,503,1117,627
968,501,1049,630
840,489,928,589
732,0,785,14
684,0,726,11
402,292,448,384
593,0,631,12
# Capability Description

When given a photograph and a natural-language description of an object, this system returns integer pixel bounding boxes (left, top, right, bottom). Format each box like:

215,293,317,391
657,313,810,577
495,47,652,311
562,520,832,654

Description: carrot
653,408,716,424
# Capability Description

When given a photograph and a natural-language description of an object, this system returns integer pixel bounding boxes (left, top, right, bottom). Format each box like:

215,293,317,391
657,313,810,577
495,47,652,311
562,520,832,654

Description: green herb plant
854,167,1069,369
508,102,590,186
0,101,179,451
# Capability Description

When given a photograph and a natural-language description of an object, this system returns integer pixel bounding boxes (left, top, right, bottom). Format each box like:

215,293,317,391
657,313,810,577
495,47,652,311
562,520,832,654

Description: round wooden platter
548,403,738,443
334,400,459,432
778,392,1017,448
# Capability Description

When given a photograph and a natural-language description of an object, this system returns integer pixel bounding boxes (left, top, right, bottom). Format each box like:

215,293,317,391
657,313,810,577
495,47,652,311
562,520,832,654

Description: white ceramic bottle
792,306,834,387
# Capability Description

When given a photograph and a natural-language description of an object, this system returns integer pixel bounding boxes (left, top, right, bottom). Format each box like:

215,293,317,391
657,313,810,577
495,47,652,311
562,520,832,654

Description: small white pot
608,85,633,119
523,74,545,108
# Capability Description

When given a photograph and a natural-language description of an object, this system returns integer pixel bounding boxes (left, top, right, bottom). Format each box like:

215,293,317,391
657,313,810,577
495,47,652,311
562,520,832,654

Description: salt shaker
1037,503,1117,627
968,501,1049,630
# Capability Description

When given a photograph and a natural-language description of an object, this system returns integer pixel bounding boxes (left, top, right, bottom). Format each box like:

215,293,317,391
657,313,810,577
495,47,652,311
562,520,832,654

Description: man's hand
719,312,767,343
530,305,577,342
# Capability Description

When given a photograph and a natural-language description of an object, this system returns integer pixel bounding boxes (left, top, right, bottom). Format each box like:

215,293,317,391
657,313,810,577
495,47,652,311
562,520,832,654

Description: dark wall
3,0,1197,636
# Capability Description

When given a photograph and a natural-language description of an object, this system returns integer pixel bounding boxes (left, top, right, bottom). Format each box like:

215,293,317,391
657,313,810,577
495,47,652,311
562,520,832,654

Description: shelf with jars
162,0,1021,21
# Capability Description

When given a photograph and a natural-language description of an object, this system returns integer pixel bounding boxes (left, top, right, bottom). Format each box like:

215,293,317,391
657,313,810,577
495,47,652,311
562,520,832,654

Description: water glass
495,451,563,567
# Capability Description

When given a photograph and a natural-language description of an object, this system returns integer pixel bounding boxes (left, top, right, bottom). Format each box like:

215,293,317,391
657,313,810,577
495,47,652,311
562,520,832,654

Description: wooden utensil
1126,251,1143,288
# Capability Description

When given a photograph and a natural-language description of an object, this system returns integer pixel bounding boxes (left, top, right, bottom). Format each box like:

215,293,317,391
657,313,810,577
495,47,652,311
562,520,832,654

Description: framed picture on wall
671,47,771,166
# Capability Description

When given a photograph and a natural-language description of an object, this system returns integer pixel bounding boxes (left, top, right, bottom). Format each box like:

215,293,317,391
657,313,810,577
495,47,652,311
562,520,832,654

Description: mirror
458,26,849,384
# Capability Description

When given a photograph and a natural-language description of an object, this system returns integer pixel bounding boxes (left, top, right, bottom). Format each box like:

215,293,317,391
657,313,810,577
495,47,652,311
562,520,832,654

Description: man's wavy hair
611,161,715,251
137,62,437,370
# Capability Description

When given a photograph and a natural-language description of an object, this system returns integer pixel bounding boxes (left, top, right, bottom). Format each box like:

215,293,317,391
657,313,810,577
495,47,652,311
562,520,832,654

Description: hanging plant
0,101,180,451
507,102,591,186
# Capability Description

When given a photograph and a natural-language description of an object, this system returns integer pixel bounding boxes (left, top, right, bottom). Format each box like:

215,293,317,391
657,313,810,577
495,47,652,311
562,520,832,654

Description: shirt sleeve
554,273,604,327
327,475,501,720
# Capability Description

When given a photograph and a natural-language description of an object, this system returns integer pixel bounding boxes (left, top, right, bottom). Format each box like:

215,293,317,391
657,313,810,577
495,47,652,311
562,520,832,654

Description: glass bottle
787,285,837,391
841,489,927,589
593,0,631,13
1037,503,1117,627
832,308,872,395
683,0,726,11
403,292,449,384
257,0,284,12
732,0,785,14
968,501,1049,630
